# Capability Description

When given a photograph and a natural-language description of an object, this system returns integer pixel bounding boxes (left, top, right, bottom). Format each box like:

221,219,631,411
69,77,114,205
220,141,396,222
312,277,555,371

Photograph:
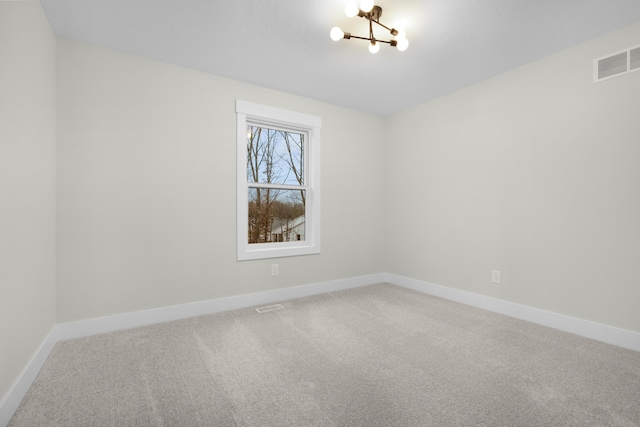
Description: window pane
246,126,304,185
248,188,305,244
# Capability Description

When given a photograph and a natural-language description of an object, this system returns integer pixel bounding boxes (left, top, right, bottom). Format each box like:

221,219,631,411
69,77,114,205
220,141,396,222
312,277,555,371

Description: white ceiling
39,0,640,116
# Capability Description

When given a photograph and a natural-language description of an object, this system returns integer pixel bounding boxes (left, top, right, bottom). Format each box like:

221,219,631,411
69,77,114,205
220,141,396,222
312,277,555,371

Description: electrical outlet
271,264,279,276
492,270,501,284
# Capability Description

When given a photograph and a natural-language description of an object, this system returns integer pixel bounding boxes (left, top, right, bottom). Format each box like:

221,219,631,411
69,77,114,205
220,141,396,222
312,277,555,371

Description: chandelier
330,0,409,53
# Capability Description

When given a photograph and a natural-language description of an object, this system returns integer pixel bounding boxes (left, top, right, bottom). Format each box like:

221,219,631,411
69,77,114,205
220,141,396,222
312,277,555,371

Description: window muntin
236,100,320,260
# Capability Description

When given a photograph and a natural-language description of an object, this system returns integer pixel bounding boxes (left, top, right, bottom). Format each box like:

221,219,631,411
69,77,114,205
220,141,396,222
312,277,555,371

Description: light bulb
345,1,359,17
330,26,344,41
360,0,374,13
368,41,380,54
396,38,409,51
395,29,406,40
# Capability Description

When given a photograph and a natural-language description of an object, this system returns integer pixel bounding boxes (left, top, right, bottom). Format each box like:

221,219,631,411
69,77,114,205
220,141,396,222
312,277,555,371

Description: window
236,100,321,260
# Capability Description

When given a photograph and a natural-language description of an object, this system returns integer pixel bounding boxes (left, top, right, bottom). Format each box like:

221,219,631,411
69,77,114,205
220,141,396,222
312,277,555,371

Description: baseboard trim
56,273,384,341
4,271,639,426
385,273,640,352
2,273,382,426
0,327,57,427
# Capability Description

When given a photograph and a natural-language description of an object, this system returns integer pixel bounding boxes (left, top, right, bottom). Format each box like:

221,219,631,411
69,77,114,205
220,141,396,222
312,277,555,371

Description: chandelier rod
344,33,398,46
357,9,399,36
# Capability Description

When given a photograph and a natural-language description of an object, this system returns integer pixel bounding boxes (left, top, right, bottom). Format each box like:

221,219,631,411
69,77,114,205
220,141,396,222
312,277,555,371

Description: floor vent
255,304,284,313
594,44,640,82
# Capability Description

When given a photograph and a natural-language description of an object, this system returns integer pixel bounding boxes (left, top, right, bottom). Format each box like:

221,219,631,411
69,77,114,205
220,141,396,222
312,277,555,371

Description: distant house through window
236,100,321,260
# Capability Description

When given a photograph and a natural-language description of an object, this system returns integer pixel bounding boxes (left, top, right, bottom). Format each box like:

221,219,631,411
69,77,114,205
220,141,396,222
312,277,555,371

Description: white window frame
236,100,321,261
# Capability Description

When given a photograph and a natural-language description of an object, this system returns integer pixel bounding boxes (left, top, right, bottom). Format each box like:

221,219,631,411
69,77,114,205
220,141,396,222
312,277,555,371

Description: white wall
56,38,387,322
386,21,640,333
0,1,57,406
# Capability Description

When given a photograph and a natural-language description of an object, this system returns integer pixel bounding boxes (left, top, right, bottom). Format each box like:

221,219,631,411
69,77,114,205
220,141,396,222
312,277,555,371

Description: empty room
1,0,640,425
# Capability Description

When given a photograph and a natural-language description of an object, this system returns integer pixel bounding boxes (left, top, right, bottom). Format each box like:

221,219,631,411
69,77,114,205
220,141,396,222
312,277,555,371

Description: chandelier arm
371,19,398,36
343,34,396,45
346,34,373,41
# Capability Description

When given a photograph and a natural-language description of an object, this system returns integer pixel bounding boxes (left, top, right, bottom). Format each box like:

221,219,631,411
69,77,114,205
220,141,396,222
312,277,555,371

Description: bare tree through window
246,125,306,244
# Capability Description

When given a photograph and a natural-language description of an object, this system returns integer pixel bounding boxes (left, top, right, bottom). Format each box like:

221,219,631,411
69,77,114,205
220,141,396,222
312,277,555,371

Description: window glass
247,126,304,186
248,188,305,244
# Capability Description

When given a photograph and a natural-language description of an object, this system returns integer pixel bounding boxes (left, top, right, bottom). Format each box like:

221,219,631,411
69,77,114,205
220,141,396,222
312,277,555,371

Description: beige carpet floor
9,283,640,426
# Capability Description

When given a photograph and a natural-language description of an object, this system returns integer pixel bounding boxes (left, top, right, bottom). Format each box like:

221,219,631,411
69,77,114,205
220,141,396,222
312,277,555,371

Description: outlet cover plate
492,270,501,284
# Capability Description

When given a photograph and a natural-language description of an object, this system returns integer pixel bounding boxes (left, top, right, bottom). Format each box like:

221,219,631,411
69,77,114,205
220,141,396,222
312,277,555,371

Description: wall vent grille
594,44,640,82
631,47,640,71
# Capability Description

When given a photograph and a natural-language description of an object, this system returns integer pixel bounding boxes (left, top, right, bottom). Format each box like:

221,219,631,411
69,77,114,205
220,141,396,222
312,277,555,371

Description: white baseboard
56,273,385,341
0,327,57,427
385,273,640,352
4,271,639,427
55,271,639,351
2,273,383,426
